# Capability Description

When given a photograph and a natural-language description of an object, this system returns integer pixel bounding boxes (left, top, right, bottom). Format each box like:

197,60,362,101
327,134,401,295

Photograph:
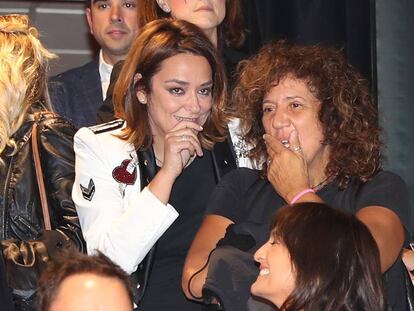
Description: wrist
147,170,176,204
289,188,315,205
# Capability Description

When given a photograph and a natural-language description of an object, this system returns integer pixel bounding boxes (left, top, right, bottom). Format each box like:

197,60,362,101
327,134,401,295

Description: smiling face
261,76,330,173
87,0,139,64
164,0,225,42
252,236,296,307
140,53,213,139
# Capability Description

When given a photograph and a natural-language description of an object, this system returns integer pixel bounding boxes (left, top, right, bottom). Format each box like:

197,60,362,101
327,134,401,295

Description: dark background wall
375,0,414,229
2,0,413,227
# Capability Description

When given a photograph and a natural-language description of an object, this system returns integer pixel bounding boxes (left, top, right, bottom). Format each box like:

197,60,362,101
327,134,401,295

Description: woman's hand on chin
161,121,204,179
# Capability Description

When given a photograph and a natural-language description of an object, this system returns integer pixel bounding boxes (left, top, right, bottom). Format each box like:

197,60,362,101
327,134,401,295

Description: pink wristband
290,188,315,205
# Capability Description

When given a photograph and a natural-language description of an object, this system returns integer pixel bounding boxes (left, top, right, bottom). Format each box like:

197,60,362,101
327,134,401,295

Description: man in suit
49,0,139,129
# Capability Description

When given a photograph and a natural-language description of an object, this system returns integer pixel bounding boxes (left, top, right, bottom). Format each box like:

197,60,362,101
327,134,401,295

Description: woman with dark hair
73,19,234,310
97,0,252,166
183,41,411,310
252,202,385,310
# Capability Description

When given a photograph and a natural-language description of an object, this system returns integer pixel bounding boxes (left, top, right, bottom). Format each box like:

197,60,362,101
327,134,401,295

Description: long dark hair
271,202,385,311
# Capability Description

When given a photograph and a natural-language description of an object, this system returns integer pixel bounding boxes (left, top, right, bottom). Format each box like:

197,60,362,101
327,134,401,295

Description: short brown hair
137,0,246,48
113,19,228,151
233,41,382,188
37,252,133,311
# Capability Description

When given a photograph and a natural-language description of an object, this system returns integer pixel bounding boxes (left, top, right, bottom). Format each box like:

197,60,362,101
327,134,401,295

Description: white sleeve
72,128,178,274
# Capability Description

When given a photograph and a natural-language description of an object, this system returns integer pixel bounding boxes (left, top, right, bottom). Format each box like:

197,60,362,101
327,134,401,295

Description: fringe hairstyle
0,14,56,167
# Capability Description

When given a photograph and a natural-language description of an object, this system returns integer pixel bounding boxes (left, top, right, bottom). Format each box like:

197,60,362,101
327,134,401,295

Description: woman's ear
136,90,147,104
156,0,171,13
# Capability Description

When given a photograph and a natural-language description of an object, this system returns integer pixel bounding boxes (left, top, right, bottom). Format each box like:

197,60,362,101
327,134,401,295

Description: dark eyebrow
200,80,213,87
164,79,189,85
163,79,213,87
92,0,109,5
284,96,305,101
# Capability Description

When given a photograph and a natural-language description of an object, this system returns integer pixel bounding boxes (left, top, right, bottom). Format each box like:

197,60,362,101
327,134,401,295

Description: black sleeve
205,168,260,223
356,171,412,233
38,116,85,252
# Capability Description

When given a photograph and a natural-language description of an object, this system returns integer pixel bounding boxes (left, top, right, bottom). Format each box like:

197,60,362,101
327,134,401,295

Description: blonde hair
0,14,56,167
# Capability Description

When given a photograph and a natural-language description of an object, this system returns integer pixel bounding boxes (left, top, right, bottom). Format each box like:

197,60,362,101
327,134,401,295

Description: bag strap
31,112,52,230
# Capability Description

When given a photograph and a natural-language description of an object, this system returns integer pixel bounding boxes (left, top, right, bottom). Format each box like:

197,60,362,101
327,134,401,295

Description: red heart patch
112,159,137,185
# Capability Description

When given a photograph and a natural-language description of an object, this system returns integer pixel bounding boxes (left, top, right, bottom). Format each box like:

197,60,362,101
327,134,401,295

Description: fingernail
199,125,203,130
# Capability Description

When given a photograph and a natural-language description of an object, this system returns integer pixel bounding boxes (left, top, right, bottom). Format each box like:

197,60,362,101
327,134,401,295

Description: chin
250,279,264,297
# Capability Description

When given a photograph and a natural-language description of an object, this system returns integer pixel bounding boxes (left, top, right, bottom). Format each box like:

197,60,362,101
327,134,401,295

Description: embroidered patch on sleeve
112,158,137,185
112,153,138,197
80,179,95,201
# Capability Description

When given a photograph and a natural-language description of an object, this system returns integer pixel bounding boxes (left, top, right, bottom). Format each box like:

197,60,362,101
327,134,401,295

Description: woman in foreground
252,202,385,310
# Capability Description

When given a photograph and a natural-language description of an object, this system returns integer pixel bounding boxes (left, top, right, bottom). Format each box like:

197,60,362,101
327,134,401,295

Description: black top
206,168,412,310
140,151,216,311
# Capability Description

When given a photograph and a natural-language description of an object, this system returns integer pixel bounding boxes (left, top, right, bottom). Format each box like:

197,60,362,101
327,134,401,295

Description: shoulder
36,111,76,136
87,119,125,135
50,59,99,83
206,168,263,222
360,170,408,194
74,119,132,155
215,168,261,194
355,170,411,225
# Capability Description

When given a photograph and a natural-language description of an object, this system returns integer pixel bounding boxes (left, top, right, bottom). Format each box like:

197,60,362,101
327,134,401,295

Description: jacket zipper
1,154,15,240
14,215,39,237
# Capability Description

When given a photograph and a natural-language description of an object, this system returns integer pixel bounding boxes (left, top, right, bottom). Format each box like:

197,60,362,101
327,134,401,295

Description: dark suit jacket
49,58,103,129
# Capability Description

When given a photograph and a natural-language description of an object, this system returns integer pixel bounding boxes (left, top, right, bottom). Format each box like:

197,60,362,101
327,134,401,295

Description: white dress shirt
98,50,113,100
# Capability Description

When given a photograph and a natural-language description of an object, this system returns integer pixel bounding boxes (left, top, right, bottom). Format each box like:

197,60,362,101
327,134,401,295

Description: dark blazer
49,58,103,129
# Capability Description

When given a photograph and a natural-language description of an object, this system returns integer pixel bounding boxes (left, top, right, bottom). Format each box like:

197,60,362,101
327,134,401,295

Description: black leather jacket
0,103,84,251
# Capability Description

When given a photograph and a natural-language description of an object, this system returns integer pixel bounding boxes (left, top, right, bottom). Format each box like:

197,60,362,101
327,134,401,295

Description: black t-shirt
206,168,412,310
140,151,216,311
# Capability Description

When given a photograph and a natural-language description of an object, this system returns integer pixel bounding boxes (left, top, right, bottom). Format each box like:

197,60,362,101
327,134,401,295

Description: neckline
311,175,336,192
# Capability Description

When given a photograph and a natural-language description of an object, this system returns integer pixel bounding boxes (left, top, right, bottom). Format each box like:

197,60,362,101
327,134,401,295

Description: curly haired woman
183,41,411,310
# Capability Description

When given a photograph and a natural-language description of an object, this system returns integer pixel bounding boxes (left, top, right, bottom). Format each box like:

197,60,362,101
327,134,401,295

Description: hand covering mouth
281,139,290,148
